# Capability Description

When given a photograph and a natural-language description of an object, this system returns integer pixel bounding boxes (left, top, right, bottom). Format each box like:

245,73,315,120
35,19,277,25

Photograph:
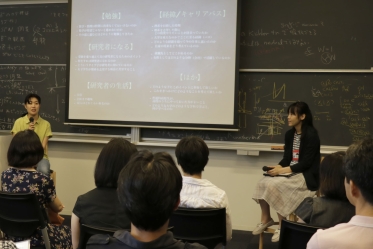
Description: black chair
0,192,51,249
278,219,322,249
169,207,226,249
77,224,117,249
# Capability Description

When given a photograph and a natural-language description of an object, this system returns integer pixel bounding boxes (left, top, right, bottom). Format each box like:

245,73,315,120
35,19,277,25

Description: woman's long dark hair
287,101,316,139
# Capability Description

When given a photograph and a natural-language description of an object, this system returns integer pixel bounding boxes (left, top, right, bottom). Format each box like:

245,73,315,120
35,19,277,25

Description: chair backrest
169,207,226,249
278,220,321,249
77,224,117,249
0,191,50,249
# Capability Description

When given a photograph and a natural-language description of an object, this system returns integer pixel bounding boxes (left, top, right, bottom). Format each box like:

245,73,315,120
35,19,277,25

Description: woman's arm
71,213,81,249
49,196,64,213
42,136,49,151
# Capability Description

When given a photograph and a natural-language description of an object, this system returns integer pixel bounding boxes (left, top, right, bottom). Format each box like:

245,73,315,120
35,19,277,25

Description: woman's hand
28,122,35,130
267,165,292,176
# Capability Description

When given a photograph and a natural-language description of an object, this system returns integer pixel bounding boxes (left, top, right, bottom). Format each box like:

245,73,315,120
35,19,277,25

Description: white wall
48,141,284,231
0,135,12,173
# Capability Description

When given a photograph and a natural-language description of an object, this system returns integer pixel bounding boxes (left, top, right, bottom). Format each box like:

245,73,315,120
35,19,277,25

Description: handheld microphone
29,117,34,123
262,166,272,171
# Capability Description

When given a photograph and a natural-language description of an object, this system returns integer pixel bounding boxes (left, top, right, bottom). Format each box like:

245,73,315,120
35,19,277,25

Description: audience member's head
94,138,137,188
7,130,44,168
175,136,209,175
344,137,373,206
319,151,348,201
117,150,182,231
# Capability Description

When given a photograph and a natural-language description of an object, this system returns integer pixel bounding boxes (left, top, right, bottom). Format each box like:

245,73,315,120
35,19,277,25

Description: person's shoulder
78,188,104,200
78,188,118,204
193,178,227,199
183,242,208,249
298,196,315,207
87,230,132,249
14,116,26,123
305,126,319,137
11,116,27,131
86,234,115,248
284,128,295,138
38,116,50,125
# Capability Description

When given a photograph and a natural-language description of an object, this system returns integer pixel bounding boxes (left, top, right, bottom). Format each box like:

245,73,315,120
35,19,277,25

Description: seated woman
294,151,355,228
1,130,71,249
71,138,137,249
252,101,320,242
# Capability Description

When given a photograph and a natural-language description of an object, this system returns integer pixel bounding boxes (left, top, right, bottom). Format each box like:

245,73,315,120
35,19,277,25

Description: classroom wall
48,140,284,231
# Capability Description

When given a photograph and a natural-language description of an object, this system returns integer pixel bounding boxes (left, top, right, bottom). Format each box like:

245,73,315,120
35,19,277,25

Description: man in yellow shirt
11,94,52,174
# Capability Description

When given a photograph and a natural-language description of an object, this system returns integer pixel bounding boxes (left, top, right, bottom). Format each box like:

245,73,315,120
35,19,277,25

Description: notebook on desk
263,172,299,178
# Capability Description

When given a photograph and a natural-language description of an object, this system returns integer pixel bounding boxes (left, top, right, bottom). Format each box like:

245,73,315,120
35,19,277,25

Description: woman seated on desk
252,101,320,242
71,138,137,249
294,151,355,228
1,130,72,249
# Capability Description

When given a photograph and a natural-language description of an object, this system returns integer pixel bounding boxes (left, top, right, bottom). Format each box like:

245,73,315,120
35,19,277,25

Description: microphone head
262,166,271,171
29,117,34,123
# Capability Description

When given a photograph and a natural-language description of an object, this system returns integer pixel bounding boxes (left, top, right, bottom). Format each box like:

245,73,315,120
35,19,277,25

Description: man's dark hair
95,138,137,188
117,150,182,231
319,151,348,201
24,93,41,104
7,130,44,168
344,137,373,205
175,136,209,175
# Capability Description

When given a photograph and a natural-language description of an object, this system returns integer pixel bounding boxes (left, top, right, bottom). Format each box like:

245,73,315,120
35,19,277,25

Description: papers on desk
263,172,299,178
14,240,30,249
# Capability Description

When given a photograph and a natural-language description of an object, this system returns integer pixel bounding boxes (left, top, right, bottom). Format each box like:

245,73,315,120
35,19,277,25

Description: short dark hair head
24,94,41,104
344,137,373,205
117,150,182,231
319,151,348,201
175,136,209,175
7,130,44,168
94,138,137,188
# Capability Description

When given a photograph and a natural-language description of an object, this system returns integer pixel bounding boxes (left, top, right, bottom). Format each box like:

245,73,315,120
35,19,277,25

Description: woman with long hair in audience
1,130,72,248
71,137,137,249
294,151,355,227
252,101,321,242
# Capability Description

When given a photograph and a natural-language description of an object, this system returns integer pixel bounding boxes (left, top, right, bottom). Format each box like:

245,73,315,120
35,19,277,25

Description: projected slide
68,0,238,126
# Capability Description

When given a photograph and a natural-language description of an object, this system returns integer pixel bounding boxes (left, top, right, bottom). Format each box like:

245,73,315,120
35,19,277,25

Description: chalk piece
271,146,284,150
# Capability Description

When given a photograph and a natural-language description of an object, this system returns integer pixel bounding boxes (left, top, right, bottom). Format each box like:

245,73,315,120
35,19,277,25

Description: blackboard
1,2,373,143
0,3,130,135
142,72,373,146
239,0,373,69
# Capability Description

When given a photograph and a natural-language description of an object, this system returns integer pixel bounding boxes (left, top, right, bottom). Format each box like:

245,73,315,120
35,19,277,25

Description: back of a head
94,138,137,188
117,150,182,231
7,130,44,168
319,151,348,201
344,137,373,205
175,136,209,175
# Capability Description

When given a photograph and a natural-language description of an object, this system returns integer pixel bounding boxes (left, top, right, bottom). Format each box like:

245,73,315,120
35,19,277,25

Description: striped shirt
290,132,301,166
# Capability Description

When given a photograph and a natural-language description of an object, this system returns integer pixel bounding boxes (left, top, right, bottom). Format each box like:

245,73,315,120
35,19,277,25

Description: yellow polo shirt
11,115,53,159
